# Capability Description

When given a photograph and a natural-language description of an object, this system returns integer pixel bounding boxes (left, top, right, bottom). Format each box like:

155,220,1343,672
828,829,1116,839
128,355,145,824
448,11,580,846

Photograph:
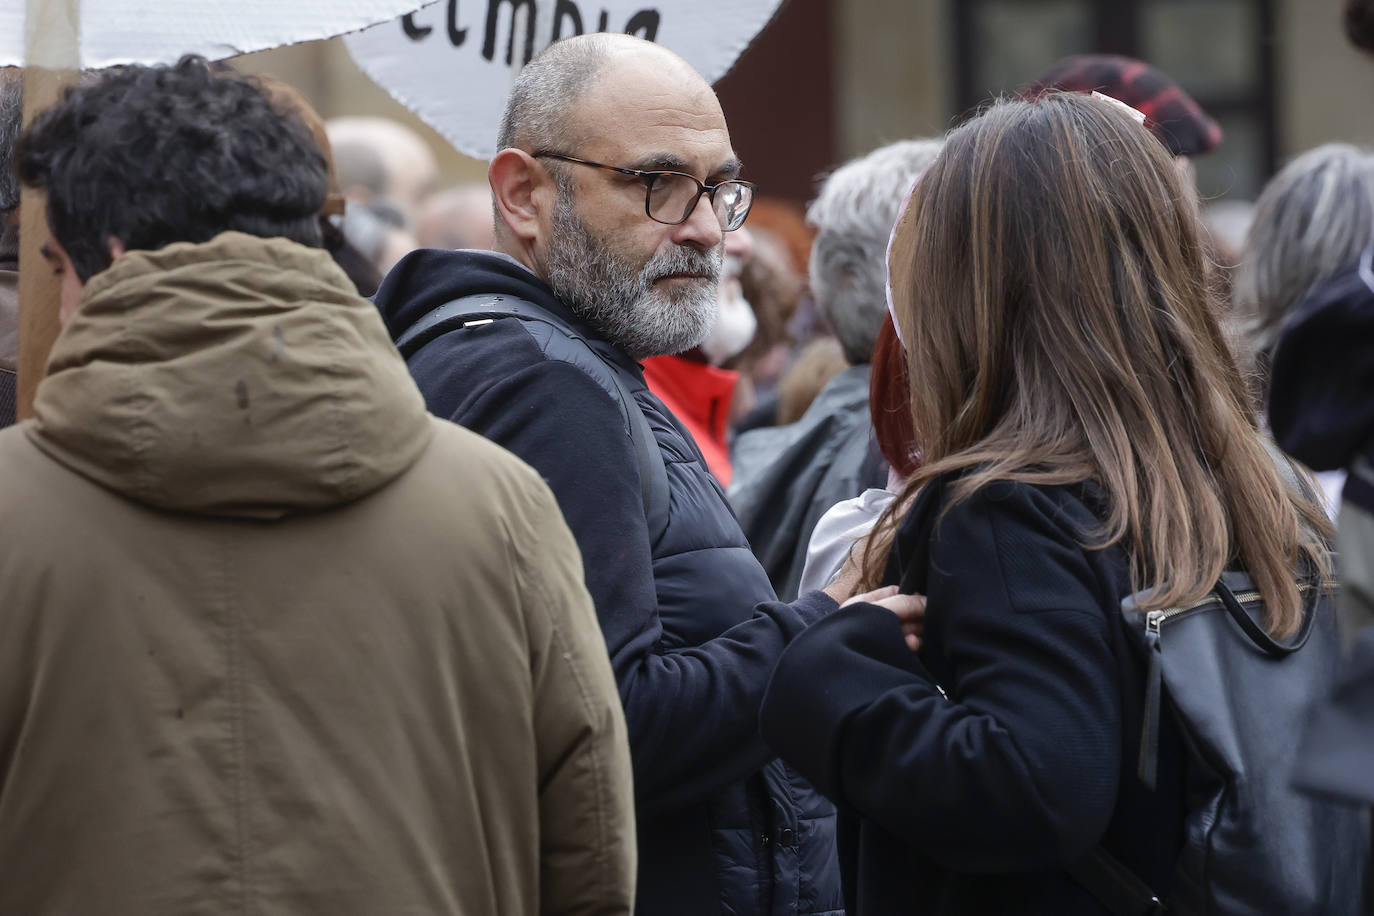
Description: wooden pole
16,0,78,420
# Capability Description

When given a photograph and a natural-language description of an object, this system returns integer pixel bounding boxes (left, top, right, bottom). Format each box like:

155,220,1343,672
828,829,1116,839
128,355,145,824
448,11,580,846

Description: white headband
885,169,926,347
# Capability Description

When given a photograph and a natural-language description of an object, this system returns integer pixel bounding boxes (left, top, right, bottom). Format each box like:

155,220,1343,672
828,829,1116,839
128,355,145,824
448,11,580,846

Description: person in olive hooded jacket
0,57,635,916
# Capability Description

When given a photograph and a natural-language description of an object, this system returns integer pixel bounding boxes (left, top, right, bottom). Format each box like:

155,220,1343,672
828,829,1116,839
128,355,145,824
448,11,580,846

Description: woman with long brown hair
759,92,1335,914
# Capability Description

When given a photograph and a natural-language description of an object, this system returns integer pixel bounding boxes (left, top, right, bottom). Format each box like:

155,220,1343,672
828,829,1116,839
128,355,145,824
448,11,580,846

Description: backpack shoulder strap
394,293,567,357
396,294,670,546
1065,848,1166,916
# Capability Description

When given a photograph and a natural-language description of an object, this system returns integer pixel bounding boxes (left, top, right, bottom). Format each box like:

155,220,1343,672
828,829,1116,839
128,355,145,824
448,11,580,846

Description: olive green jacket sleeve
517,483,637,915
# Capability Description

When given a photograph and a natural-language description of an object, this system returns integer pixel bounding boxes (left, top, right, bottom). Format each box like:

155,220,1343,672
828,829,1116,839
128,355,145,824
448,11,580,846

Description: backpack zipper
1138,585,1304,789
1144,591,1264,636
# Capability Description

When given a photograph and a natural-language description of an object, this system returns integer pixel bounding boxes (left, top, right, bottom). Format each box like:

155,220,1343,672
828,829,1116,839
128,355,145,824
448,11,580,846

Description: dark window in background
716,0,836,204
952,0,1277,201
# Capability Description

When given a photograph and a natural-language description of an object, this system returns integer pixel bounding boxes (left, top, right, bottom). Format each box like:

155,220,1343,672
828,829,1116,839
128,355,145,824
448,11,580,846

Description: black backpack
890,472,1365,915
1065,454,1365,915
394,293,670,545
1067,570,1365,915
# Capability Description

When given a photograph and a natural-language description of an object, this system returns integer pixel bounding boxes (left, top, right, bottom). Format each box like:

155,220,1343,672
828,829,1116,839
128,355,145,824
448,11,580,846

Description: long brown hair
863,93,1330,638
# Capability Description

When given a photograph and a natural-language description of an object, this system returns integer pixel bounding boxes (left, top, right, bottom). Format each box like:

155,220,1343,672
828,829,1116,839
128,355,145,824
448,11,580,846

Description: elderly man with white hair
416,182,496,251
730,138,943,602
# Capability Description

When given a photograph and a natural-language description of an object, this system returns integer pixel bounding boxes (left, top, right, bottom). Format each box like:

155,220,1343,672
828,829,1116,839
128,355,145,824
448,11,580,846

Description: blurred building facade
237,0,1374,204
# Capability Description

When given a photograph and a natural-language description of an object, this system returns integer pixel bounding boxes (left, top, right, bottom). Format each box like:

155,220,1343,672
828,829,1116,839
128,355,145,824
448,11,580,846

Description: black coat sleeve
413,328,835,812
760,483,1122,872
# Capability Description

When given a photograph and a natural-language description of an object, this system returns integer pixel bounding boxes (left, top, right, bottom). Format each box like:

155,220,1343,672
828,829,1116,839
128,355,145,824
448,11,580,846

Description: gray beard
544,190,721,360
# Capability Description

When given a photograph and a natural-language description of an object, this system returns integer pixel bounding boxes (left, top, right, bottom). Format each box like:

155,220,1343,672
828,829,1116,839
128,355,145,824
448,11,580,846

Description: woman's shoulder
909,476,1127,607
921,474,1107,544
885,471,1125,601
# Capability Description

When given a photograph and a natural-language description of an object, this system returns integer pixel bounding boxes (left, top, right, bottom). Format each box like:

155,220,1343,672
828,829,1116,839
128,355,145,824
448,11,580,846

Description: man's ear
489,149,550,243
106,237,126,260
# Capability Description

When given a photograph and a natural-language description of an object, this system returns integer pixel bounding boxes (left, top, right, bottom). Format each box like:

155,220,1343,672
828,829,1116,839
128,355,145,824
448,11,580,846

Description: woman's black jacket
760,476,1186,915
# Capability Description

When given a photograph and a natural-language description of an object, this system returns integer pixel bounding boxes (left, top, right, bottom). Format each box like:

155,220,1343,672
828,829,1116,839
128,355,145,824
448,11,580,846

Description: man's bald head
325,116,438,217
497,34,711,154
417,183,495,250
487,34,737,359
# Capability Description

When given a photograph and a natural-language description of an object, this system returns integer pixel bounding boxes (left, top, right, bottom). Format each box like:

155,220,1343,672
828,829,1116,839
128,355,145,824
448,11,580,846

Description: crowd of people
0,9,1371,916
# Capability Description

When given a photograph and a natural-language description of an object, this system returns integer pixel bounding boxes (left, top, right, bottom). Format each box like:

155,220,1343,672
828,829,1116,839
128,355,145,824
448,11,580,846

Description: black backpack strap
1066,848,1167,916
395,294,556,358
396,294,670,546
1215,577,1318,656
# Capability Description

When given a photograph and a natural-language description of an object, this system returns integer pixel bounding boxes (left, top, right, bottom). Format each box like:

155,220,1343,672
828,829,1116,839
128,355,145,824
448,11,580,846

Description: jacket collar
373,247,644,378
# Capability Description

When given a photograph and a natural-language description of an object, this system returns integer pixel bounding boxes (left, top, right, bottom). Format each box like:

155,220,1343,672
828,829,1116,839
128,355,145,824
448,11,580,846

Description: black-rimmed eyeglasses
534,152,755,232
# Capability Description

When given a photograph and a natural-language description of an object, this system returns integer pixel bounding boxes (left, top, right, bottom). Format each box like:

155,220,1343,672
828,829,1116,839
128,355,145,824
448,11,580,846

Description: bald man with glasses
373,33,890,916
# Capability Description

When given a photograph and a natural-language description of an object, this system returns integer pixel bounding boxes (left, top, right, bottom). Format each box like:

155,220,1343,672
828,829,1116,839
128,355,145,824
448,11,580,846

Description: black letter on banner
483,0,538,66
624,9,660,41
597,10,609,31
402,12,433,40
447,0,469,45
552,0,583,40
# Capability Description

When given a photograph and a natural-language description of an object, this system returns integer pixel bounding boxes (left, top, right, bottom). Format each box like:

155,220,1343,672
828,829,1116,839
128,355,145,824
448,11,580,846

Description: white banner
345,0,785,160
0,0,436,69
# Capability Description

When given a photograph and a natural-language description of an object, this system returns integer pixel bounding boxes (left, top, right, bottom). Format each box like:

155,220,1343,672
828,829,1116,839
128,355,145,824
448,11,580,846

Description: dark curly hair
16,56,326,281
1347,0,1374,52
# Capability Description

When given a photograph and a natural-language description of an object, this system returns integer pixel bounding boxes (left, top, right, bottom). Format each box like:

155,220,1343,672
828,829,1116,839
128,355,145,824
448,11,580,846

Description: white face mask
699,256,757,365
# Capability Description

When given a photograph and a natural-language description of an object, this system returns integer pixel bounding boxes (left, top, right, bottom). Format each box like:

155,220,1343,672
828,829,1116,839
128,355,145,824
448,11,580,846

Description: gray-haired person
730,138,943,601
1248,144,1374,662
0,67,20,428
1235,143,1374,368
1233,143,1374,519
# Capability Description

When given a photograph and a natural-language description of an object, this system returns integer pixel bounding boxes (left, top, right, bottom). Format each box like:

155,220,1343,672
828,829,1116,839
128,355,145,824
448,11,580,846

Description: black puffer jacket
374,248,843,916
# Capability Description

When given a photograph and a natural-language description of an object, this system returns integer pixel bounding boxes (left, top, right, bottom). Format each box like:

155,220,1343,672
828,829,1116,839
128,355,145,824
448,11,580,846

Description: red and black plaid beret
1021,54,1223,158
